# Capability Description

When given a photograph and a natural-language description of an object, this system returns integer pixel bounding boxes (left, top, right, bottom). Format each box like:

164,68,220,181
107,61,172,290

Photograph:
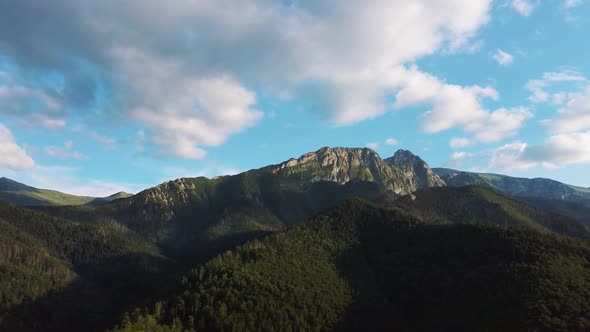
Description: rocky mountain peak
384,149,446,188
387,149,424,167
271,147,444,194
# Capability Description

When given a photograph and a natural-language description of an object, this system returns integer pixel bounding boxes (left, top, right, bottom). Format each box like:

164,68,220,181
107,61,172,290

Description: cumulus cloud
526,70,586,103
464,107,532,142
385,138,399,146
0,82,64,129
450,137,472,148
366,142,380,149
0,0,494,158
511,0,535,16
445,150,477,168
491,133,590,170
541,86,590,134
493,71,590,171
564,0,583,8
71,125,120,149
492,49,514,66
44,140,87,160
491,141,537,170
393,67,529,142
526,71,590,135
131,76,262,159
0,123,35,170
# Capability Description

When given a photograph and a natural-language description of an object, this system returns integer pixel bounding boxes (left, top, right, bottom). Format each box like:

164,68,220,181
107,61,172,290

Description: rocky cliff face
89,147,444,245
384,150,446,189
269,147,444,195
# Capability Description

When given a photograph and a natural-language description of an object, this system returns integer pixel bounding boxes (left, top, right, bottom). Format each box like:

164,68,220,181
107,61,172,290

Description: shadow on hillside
1,230,278,332
1,252,185,332
332,245,401,332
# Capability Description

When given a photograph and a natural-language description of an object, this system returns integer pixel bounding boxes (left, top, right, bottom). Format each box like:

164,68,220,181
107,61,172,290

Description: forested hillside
393,186,590,241
112,199,590,332
2,148,590,332
0,201,182,332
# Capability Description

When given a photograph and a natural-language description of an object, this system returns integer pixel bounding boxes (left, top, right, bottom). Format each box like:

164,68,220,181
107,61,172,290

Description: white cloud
464,107,532,142
492,49,514,66
366,142,380,149
393,67,528,142
0,123,35,171
491,132,590,170
564,0,583,8
0,84,64,130
44,140,87,160
450,137,472,148
541,87,590,134
445,151,476,168
30,115,66,130
131,76,262,159
0,0,493,158
88,131,118,149
527,72,590,135
385,138,399,146
526,70,586,103
71,125,119,149
511,0,535,16
491,141,536,170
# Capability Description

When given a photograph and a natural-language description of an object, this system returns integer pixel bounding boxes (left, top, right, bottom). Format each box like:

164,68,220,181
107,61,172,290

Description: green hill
112,199,590,332
0,177,95,206
433,168,590,226
0,177,133,206
0,201,182,332
393,185,590,241
86,192,133,206
518,196,590,226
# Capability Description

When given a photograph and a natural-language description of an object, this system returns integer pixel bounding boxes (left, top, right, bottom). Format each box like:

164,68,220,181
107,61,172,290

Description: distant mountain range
434,168,590,201
434,168,590,225
0,177,132,206
2,147,590,331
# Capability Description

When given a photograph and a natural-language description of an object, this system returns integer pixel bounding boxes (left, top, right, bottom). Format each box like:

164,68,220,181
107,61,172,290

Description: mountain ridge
266,147,444,195
0,177,133,206
433,167,589,201
433,167,590,226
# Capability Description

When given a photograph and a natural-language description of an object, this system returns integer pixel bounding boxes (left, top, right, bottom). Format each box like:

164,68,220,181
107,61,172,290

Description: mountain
86,192,133,206
35,147,442,258
433,168,590,225
433,168,589,201
393,185,590,241
268,147,444,194
5,147,590,331
112,199,590,332
0,177,132,206
0,177,95,206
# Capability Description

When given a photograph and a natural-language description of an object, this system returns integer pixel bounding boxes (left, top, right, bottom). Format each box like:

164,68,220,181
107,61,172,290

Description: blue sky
0,0,589,196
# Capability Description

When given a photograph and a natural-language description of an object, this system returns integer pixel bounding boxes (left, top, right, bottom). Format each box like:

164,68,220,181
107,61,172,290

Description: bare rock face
270,147,444,195
384,149,446,189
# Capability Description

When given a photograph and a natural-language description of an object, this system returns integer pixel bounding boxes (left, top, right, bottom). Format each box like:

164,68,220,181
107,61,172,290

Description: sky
1,0,590,196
